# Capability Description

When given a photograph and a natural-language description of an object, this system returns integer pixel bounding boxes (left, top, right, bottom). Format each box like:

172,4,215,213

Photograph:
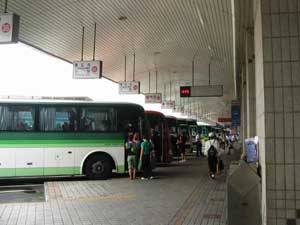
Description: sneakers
210,174,215,179
141,176,154,180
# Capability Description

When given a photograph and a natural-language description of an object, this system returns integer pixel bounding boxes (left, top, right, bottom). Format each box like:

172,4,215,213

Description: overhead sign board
180,85,223,97
161,100,175,109
145,93,162,103
119,81,140,94
0,13,20,44
180,86,191,97
73,60,102,79
218,117,232,123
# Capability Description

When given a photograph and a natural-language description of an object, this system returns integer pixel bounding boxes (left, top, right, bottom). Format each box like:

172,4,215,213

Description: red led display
180,86,191,97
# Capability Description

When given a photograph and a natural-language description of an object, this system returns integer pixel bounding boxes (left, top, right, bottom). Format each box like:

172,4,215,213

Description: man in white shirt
204,132,221,179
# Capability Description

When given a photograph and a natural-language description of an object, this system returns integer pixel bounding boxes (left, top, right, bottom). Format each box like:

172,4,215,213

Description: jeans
208,156,217,175
196,143,202,156
142,155,152,178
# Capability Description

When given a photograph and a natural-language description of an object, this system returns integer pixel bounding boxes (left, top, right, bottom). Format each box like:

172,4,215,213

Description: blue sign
231,102,240,127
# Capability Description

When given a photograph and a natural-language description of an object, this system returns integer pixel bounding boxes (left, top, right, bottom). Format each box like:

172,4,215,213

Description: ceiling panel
0,0,235,121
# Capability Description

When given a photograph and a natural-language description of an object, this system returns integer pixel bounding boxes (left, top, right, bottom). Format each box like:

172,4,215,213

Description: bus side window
40,106,78,132
0,106,36,131
80,107,117,132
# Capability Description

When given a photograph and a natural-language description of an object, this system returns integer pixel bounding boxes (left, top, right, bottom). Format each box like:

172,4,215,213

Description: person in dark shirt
177,132,187,162
196,133,203,157
150,127,161,162
140,135,153,180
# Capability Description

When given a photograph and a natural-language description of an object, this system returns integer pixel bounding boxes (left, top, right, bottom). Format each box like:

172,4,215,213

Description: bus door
163,120,172,162
153,123,163,163
124,117,145,171
161,120,170,162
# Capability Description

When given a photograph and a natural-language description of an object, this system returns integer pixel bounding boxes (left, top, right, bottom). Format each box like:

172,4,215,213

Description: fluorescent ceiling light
195,3,204,27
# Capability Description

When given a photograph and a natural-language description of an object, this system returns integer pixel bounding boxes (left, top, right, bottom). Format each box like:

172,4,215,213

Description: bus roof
0,100,144,110
165,115,176,119
145,110,165,118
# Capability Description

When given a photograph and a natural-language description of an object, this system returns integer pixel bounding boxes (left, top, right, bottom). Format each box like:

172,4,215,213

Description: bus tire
84,155,112,180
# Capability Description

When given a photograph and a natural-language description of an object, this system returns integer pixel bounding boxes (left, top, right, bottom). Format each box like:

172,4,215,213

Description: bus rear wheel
84,155,112,180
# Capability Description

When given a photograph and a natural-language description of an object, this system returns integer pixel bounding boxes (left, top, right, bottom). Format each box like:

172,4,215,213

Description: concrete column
241,67,248,153
245,31,256,138
254,0,300,224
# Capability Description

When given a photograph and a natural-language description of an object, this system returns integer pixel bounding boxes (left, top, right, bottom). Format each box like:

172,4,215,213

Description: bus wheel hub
92,161,104,174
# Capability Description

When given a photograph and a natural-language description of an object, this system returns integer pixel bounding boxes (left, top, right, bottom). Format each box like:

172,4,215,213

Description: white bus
0,100,146,179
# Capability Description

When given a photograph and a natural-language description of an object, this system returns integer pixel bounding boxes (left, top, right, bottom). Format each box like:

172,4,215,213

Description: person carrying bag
204,132,221,179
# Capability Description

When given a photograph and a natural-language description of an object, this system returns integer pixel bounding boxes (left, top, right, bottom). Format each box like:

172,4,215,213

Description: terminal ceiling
0,0,239,121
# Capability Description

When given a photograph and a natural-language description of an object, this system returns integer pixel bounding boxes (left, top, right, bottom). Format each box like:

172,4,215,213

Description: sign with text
161,100,175,109
218,117,232,123
119,81,140,94
0,13,20,44
180,85,223,97
73,60,102,79
180,86,191,97
145,93,162,103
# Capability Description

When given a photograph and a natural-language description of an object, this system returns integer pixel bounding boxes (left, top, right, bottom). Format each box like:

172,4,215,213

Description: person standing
177,132,187,162
140,135,153,180
125,135,134,180
127,132,140,180
195,133,203,157
204,132,221,179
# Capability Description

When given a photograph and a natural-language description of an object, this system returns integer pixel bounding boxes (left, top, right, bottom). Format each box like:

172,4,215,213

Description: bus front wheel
84,155,112,180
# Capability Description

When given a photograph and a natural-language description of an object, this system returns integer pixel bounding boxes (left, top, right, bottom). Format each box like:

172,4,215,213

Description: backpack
125,141,132,150
207,141,217,157
131,142,139,154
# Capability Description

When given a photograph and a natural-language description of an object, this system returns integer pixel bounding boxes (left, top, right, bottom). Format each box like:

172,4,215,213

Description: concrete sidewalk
0,151,240,225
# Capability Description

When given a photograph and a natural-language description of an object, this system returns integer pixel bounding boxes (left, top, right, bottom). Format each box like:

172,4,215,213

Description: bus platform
0,151,240,225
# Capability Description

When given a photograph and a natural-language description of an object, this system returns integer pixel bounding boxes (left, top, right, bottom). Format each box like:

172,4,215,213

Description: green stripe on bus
44,167,81,175
0,139,124,148
0,167,81,177
0,132,124,140
16,168,44,176
0,168,15,177
0,166,126,177
116,165,125,173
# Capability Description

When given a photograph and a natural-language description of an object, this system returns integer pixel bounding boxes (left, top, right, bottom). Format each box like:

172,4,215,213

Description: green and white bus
0,100,146,179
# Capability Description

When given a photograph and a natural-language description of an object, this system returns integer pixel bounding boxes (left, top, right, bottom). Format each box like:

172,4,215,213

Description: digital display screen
180,86,191,97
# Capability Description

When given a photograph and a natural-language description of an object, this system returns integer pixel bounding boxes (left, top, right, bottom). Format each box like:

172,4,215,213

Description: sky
0,42,201,120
